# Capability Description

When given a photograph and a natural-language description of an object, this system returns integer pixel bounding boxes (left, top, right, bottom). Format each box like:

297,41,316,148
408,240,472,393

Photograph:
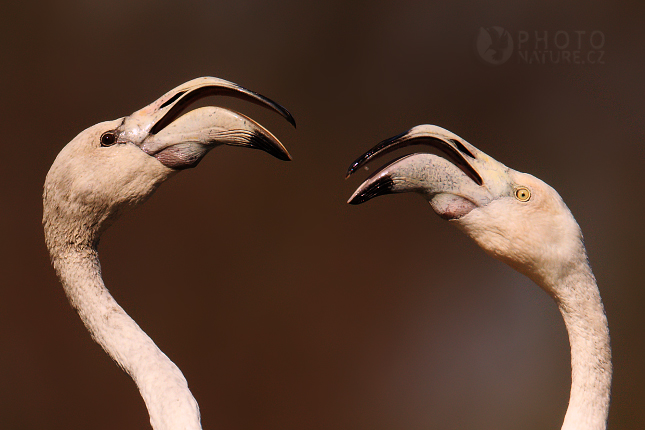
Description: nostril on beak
160,91,186,109
451,139,475,158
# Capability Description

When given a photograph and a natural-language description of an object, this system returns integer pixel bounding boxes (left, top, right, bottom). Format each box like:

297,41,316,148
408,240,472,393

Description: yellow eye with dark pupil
515,187,531,202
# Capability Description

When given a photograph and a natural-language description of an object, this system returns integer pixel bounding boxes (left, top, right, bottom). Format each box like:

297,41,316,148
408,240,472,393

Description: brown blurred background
1,1,643,429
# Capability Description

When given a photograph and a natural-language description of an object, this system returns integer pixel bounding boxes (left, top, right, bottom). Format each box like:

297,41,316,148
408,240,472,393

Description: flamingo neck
547,261,611,430
45,232,202,430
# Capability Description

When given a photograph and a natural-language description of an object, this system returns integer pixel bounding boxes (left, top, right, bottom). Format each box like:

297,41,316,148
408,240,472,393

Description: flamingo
42,77,295,430
347,125,611,430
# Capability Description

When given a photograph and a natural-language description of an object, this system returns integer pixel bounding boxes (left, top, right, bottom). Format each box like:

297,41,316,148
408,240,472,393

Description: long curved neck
546,261,611,430
46,230,202,430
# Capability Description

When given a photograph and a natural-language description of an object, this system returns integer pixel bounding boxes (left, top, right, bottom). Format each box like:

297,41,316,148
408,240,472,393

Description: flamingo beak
346,125,511,220
114,77,295,169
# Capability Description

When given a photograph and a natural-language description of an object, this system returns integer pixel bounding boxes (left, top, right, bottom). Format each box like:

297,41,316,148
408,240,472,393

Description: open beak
346,125,511,220
114,77,295,169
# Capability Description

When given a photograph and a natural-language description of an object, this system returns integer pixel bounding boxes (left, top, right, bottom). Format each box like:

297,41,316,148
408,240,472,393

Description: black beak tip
347,195,366,205
285,111,297,128
244,85,296,128
345,162,361,179
345,131,410,179
250,132,292,161
276,151,293,162
347,176,395,205
264,146,292,162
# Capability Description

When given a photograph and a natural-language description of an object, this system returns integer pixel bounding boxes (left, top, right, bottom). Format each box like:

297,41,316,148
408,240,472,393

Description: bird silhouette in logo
485,27,511,61
476,26,513,65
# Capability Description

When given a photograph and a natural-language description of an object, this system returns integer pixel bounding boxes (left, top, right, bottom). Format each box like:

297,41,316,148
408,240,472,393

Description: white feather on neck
455,177,611,430
43,121,201,430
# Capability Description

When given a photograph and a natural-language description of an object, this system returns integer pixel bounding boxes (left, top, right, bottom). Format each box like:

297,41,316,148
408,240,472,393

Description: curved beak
346,125,512,219
115,77,295,169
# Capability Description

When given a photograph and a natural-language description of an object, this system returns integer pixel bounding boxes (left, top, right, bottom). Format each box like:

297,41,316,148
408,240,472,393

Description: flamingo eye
100,132,117,147
515,187,531,202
